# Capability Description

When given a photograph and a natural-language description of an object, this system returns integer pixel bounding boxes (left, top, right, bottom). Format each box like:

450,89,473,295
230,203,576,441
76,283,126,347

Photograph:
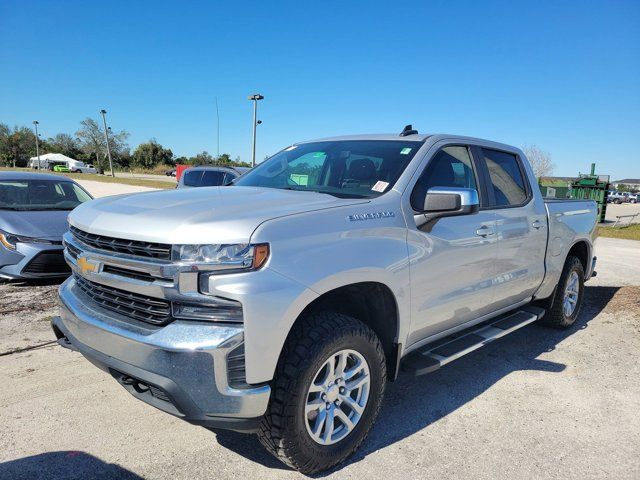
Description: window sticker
400,147,412,155
371,180,389,193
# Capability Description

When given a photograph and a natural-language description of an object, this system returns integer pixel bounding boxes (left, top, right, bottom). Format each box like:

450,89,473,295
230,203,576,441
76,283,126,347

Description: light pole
215,97,220,158
32,121,40,170
248,94,264,167
99,109,115,177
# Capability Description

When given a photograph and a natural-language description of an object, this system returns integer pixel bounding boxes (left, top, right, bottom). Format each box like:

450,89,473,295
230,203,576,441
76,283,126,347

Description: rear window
183,170,226,187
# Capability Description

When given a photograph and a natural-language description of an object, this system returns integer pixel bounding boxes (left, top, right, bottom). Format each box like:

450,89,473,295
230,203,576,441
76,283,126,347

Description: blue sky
1,0,638,179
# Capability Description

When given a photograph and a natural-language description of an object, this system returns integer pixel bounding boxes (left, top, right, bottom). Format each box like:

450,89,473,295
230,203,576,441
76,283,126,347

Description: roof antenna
400,124,418,136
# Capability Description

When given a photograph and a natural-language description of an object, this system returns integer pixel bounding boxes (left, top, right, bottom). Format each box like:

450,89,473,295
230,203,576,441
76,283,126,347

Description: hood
0,210,70,240
69,186,368,244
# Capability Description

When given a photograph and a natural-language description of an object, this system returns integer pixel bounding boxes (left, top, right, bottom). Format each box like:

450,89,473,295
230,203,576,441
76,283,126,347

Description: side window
411,146,477,210
482,148,527,206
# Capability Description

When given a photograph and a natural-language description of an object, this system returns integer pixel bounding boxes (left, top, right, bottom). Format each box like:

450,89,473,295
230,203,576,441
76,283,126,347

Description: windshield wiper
278,187,367,199
0,206,28,211
35,207,75,211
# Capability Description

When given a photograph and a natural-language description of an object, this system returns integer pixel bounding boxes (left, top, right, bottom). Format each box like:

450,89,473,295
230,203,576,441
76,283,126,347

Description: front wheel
258,312,386,474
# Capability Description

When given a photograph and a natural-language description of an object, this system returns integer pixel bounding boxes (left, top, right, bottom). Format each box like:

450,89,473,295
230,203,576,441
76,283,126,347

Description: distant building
612,179,640,190
538,176,576,198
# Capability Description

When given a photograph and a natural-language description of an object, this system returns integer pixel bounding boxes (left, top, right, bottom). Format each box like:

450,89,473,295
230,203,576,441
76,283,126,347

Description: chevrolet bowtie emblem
77,256,100,275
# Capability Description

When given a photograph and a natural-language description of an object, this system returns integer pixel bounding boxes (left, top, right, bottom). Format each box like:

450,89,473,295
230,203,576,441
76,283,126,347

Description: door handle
476,226,495,237
532,220,544,229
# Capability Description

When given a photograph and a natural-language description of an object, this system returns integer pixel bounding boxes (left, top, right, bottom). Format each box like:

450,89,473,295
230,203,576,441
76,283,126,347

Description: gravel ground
1,237,639,479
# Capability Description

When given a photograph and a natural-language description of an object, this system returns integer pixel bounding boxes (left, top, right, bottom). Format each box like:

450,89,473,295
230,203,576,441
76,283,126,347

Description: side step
402,306,545,376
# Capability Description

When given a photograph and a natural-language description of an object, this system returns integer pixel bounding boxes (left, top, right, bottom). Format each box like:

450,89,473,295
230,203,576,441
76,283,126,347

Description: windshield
234,140,423,198
0,179,92,210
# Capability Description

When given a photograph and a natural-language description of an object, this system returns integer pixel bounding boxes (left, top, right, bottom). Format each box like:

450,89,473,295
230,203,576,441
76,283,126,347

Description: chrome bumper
53,277,271,431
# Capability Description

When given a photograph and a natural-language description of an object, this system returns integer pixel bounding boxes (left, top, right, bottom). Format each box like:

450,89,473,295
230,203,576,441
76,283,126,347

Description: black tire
540,255,584,329
258,311,386,474
74,169,82,173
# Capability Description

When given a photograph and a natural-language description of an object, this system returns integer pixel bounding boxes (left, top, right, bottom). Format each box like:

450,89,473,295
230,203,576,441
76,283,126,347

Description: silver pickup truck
52,130,598,473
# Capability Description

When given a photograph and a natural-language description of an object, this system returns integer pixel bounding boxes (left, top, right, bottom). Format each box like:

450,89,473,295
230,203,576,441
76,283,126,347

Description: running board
401,306,545,376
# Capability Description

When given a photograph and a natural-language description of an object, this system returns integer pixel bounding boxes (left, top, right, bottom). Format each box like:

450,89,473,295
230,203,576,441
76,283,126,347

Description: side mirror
414,187,479,228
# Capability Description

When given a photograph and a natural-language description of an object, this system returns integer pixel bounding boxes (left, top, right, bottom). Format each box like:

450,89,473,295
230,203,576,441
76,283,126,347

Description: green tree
76,118,129,173
132,139,174,169
0,123,37,167
76,118,106,172
46,133,82,158
188,151,214,165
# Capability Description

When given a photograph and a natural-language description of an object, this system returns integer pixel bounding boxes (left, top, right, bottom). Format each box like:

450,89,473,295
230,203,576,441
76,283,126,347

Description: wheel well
567,241,589,272
298,282,400,379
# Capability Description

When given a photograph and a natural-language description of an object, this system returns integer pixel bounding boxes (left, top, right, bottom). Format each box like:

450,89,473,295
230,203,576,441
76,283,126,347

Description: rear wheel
541,255,584,328
258,311,386,474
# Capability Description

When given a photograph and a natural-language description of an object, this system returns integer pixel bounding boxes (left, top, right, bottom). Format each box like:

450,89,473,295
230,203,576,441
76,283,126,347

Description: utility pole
248,94,264,167
99,109,115,177
215,97,220,158
32,121,40,170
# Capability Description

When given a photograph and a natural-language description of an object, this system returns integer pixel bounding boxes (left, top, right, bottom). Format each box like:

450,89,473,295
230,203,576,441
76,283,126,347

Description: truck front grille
70,226,172,260
73,274,173,325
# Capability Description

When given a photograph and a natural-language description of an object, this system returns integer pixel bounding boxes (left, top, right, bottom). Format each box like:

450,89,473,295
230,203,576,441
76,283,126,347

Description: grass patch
0,167,173,190
597,223,640,241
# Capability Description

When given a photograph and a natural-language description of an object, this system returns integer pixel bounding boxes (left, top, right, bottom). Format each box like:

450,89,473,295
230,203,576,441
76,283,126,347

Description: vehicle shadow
213,285,620,476
0,277,67,288
0,451,143,480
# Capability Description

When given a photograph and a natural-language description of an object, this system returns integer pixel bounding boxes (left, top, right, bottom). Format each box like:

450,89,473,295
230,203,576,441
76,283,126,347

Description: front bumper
0,242,68,280
53,277,271,432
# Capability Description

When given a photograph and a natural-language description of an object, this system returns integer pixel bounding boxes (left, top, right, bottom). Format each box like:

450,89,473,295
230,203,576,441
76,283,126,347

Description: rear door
474,147,547,309
405,143,499,346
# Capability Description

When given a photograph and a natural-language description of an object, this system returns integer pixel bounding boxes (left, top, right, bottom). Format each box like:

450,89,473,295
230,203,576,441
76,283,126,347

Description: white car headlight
172,243,269,271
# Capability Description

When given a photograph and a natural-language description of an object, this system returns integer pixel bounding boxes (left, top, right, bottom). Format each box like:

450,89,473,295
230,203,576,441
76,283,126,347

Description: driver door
405,144,499,347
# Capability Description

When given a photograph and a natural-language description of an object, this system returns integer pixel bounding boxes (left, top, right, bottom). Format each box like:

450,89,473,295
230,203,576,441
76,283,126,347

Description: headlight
172,243,269,271
0,231,55,250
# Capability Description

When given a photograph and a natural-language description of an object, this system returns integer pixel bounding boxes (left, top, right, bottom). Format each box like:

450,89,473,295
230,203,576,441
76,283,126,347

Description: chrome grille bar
70,225,172,260
74,274,172,325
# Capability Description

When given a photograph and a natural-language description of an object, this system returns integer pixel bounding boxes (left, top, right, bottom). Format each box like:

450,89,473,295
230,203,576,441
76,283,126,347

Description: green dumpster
569,163,610,223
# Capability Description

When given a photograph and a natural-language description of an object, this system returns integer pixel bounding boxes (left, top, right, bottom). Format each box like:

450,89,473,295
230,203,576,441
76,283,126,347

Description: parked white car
67,160,97,174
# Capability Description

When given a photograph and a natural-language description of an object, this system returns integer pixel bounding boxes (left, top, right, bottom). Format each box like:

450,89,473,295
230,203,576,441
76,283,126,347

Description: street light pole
248,94,264,167
32,121,40,170
99,109,115,177
215,97,220,159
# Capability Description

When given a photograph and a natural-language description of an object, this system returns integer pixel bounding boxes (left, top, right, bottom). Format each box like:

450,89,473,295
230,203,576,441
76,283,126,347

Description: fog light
172,298,243,323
